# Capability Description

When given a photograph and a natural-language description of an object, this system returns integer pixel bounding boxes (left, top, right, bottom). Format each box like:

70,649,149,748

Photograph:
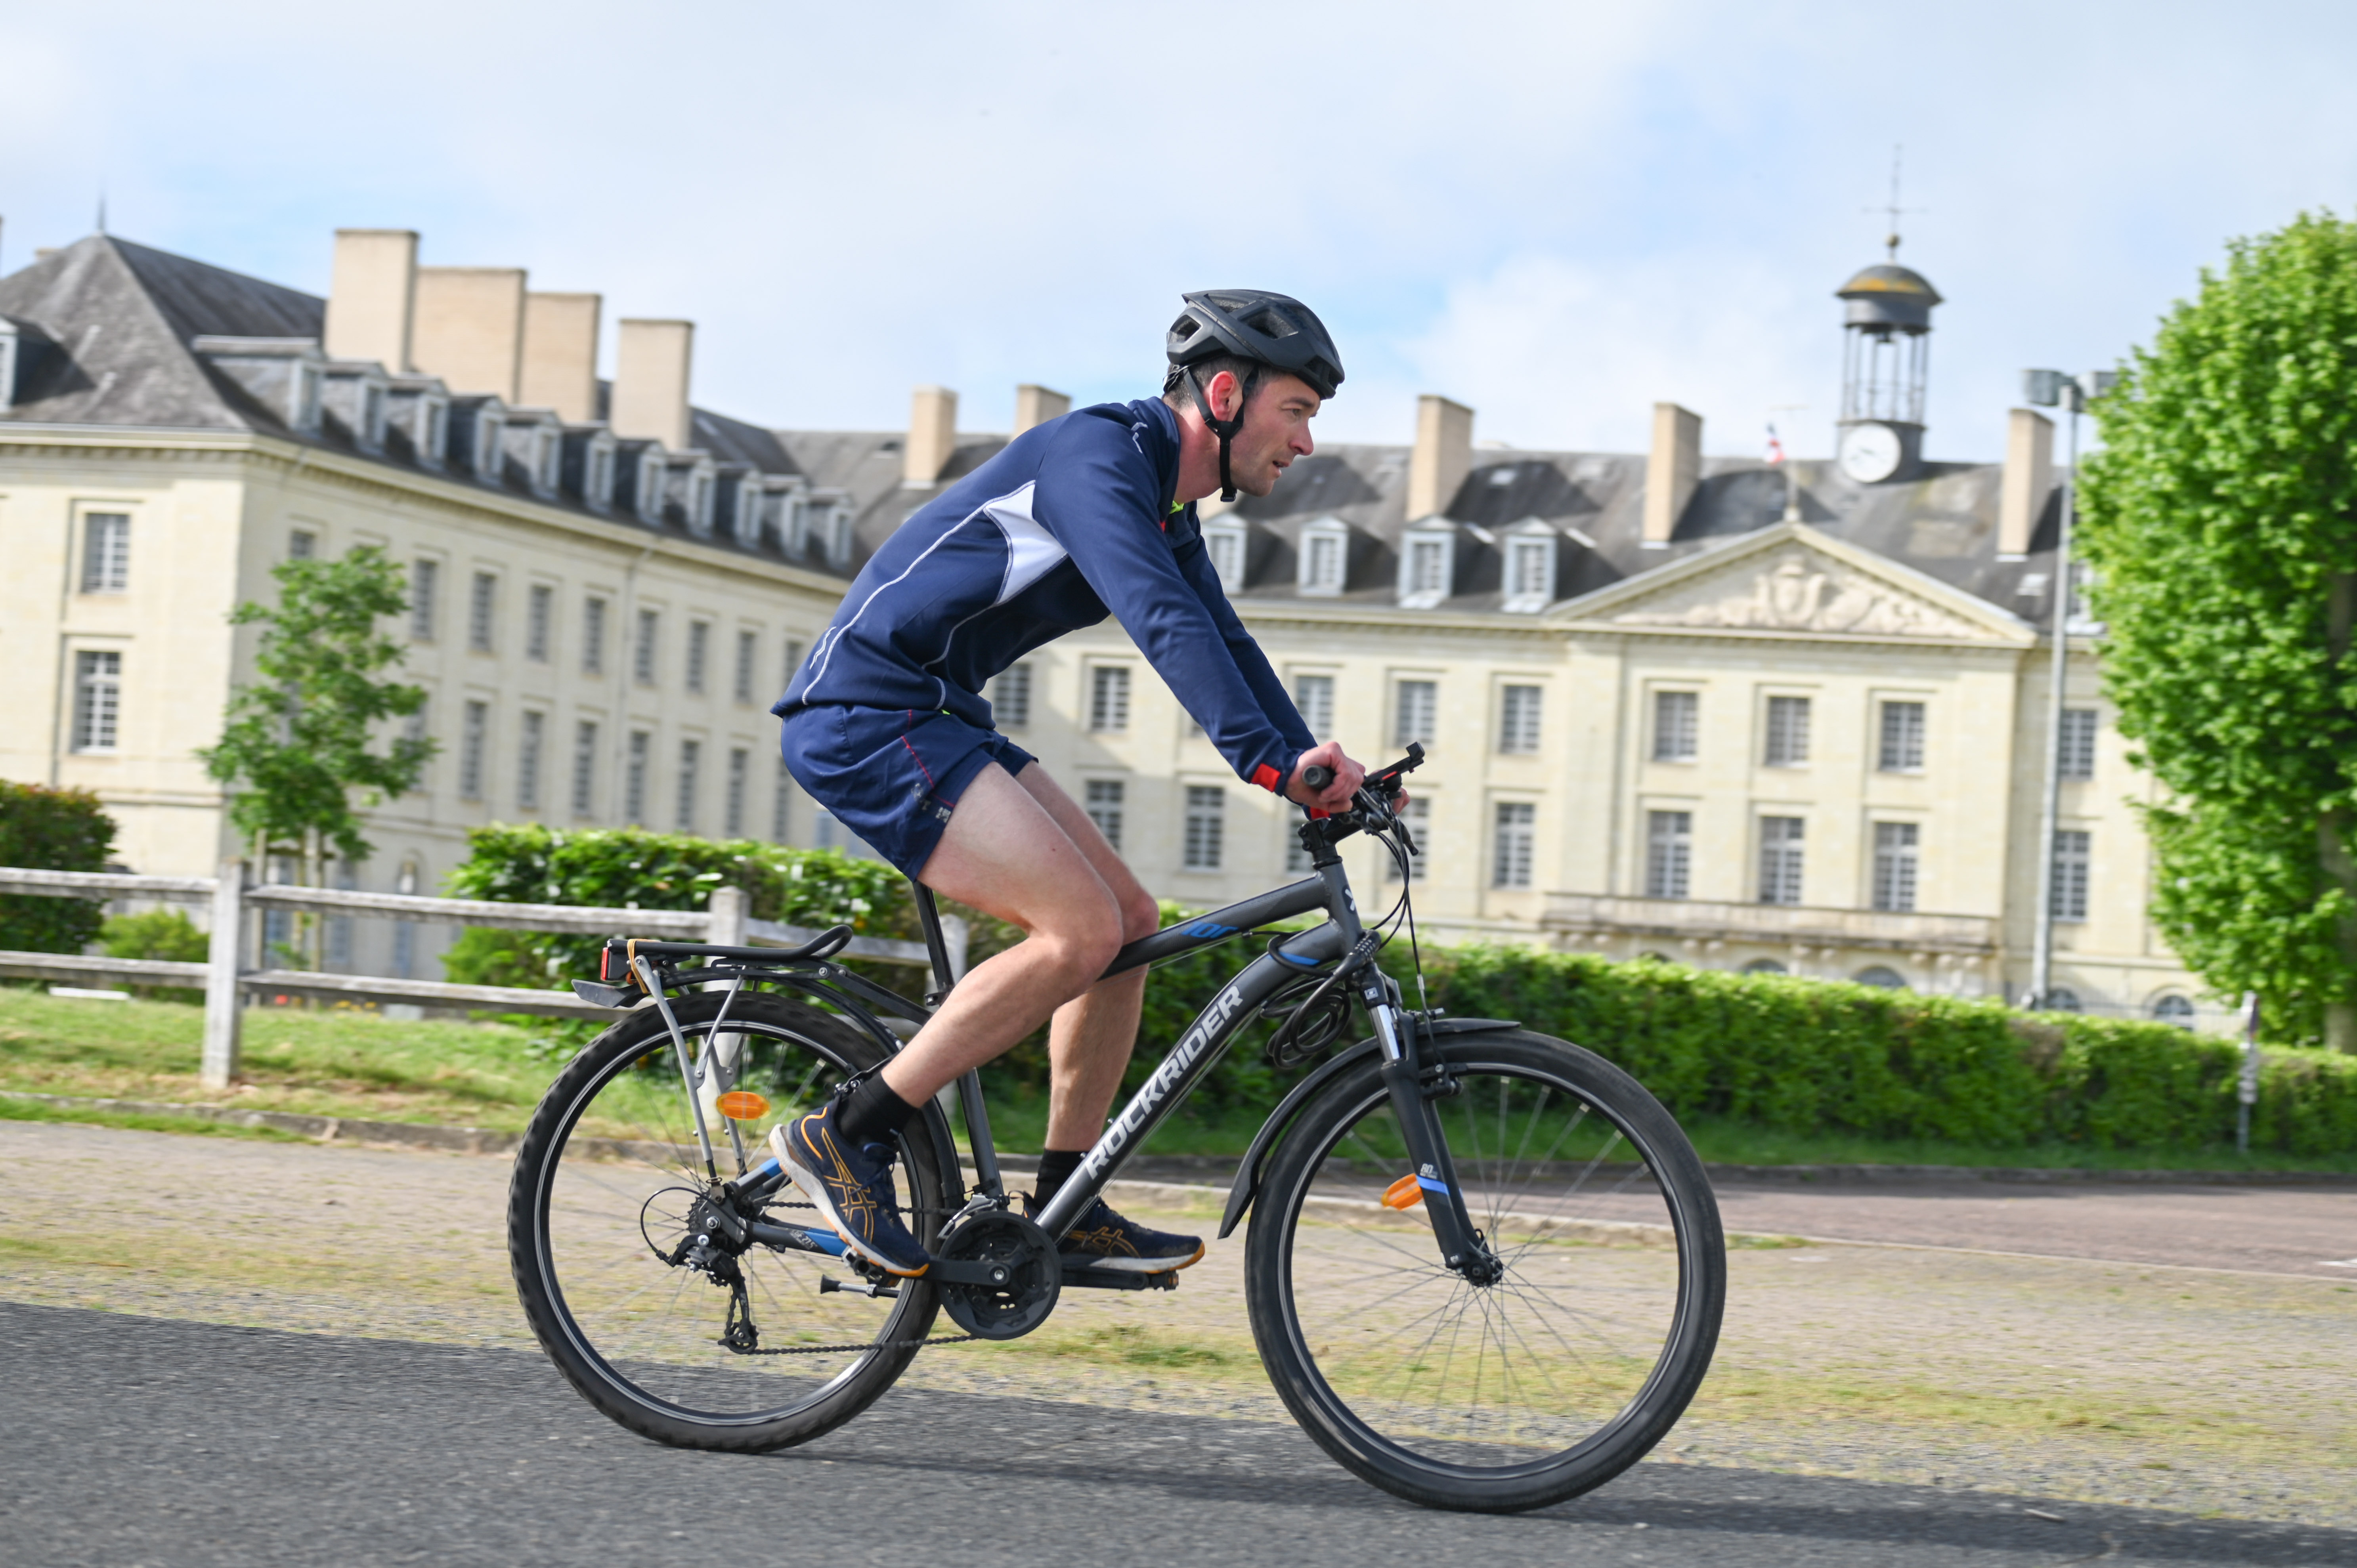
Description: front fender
1216,1015,1521,1240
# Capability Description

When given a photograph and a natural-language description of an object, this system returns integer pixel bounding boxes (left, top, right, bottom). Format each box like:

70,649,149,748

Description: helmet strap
1184,364,1256,503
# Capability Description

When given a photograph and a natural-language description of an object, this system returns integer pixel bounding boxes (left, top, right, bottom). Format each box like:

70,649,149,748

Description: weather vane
1867,144,1927,260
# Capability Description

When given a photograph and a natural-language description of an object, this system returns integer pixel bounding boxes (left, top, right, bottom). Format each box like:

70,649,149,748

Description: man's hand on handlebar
1287,742,1365,814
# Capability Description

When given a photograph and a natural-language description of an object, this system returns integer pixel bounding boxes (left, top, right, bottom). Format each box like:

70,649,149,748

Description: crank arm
746,1218,847,1257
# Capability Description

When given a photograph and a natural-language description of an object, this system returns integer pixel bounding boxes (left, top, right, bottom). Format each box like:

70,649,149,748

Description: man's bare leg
877,763,1155,1129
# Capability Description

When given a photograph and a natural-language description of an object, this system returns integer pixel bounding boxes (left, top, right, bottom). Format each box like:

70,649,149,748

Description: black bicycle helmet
1165,289,1345,500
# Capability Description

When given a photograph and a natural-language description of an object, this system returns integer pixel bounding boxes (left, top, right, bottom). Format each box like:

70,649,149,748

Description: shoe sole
774,1126,930,1279
1057,1240,1206,1274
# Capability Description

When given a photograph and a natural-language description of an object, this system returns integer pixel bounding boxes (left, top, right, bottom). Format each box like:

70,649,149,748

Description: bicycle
507,744,1726,1513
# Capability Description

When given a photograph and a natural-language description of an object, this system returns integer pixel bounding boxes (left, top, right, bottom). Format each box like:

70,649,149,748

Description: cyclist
770,291,1371,1279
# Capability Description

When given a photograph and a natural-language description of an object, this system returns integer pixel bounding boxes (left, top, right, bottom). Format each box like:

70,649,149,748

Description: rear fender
1216,1016,1521,1239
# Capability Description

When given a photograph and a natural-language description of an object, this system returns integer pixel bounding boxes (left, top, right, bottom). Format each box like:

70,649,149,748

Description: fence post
201,859,246,1089
706,886,747,947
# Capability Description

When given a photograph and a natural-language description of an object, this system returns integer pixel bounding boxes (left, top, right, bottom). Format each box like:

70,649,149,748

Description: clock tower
1834,254,1941,485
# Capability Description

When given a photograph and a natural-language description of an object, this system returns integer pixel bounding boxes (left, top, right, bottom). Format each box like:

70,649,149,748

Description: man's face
1209,370,1320,497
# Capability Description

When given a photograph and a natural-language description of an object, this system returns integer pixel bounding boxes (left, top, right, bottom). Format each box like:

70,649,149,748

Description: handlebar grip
1302,764,1334,791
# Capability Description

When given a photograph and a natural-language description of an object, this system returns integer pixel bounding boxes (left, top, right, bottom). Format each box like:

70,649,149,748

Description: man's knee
1117,888,1161,945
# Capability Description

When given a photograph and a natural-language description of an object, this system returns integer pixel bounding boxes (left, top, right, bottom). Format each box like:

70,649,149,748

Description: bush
0,783,117,954
97,909,210,1003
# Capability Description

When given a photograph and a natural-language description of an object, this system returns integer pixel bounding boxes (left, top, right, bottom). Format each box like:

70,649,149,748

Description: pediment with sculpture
1592,542,2007,642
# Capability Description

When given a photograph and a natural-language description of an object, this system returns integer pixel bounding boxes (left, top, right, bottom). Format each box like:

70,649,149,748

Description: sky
4,1,2356,462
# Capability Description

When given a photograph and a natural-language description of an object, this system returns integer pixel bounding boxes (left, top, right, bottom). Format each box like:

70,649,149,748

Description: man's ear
1208,369,1243,423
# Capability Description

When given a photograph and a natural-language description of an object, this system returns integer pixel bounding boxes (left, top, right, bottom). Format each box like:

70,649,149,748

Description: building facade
0,230,2204,1024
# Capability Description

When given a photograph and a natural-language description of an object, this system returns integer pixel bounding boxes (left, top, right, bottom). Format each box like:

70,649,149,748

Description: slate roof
0,234,2072,624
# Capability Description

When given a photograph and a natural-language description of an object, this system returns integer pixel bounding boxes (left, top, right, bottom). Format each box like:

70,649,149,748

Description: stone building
0,229,2205,1024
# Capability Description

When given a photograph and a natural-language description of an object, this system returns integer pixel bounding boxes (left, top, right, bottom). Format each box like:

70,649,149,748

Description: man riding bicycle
770,290,1374,1279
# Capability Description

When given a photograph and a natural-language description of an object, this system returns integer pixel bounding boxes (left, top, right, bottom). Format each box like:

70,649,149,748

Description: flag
1765,424,1786,466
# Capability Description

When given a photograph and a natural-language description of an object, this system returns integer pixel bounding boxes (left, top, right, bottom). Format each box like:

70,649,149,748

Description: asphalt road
3,1302,2344,1568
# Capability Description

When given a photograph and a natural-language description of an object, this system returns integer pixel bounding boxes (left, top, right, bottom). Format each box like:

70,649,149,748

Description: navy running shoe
1031,1194,1206,1274
772,1101,929,1278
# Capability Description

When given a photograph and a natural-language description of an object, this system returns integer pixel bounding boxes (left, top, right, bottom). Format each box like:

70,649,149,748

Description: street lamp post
2021,368,2118,1010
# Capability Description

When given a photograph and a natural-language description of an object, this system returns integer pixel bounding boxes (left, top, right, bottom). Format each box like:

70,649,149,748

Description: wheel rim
532,1016,935,1425
1275,1060,1701,1475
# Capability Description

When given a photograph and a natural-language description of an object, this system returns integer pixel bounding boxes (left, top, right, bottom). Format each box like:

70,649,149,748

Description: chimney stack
905,385,958,486
1406,394,1474,521
611,319,695,451
1013,384,1070,436
1642,402,1702,548
323,229,418,371
411,266,527,400
1998,407,2055,559
520,292,602,424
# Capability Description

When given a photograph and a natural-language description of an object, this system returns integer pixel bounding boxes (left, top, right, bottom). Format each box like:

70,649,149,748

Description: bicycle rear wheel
1244,1029,1723,1512
508,991,952,1451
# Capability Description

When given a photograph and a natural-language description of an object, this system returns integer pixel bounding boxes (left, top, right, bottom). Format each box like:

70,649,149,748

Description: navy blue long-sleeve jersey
776,397,1316,795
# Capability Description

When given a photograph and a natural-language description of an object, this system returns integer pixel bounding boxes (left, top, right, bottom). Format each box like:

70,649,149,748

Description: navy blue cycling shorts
778,703,1037,880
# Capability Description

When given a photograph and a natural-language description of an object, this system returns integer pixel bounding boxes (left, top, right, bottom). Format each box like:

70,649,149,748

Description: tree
198,546,435,962
0,782,117,953
2078,211,2357,1052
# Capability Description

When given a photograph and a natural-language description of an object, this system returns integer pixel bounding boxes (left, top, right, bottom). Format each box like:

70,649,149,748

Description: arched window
1741,958,1788,975
2045,987,2083,1013
1854,966,1906,989
2151,993,2196,1028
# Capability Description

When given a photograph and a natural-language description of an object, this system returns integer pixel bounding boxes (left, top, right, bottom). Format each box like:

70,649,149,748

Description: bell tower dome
1833,255,1941,485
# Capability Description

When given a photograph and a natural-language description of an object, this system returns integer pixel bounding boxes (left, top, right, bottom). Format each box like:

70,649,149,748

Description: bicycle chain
735,1332,980,1356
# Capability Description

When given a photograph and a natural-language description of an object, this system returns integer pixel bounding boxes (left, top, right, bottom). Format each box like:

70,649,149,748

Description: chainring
934,1209,1061,1341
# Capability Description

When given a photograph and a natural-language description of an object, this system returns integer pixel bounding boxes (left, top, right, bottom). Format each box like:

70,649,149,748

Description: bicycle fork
1353,972,1503,1286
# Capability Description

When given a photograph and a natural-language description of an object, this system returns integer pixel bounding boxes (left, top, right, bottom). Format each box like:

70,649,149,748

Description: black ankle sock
837,1075,918,1148
1033,1148,1086,1205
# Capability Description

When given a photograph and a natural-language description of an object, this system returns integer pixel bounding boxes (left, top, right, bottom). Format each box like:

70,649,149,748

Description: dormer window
1502,522,1557,613
583,437,616,512
420,397,448,466
1202,515,1247,591
783,496,809,560
1397,519,1455,609
474,410,505,480
635,449,666,522
1298,516,1348,597
733,481,767,548
291,363,321,433
361,382,387,449
533,425,561,495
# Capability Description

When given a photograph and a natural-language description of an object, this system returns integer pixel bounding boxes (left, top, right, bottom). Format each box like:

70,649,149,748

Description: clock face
1838,422,1904,484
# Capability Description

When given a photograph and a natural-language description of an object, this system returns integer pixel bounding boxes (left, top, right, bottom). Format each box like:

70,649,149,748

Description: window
1301,528,1344,594
993,663,1032,728
361,382,386,448
512,709,544,811
1206,525,1245,590
459,700,489,800
1645,810,1692,899
1652,691,1698,762
1854,966,1906,989
1499,685,1543,754
402,697,430,792
80,513,130,592
2151,994,2196,1028
1183,786,1225,870
1878,701,1925,772
468,572,497,653
733,630,757,704
782,639,807,694
635,609,660,685
1294,674,1334,737
582,596,607,675
1089,666,1131,731
772,758,795,842
526,584,553,663
677,739,702,833
686,621,711,695
726,747,749,837
2050,829,2090,922
410,560,440,640
1505,537,1552,609
287,528,316,560
1085,779,1125,851
1742,958,1788,975
1871,821,1919,912
1764,695,1811,767
71,651,121,751
1395,680,1437,750
1405,536,1448,600
625,731,650,825
814,809,841,851
571,720,598,816
2059,708,2097,781
421,399,448,463
1757,816,1805,905
1492,802,1535,888
474,411,504,478
2044,987,2084,1013
587,443,614,506
1385,795,1431,882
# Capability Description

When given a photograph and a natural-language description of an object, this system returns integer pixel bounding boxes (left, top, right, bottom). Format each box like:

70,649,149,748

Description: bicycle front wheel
508,991,952,1452
1244,1029,1724,1513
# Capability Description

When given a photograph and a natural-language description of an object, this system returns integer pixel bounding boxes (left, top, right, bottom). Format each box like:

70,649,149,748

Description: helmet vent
1245,309,1297,339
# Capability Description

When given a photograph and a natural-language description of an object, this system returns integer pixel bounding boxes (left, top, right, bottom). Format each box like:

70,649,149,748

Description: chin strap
1183,364,1256,502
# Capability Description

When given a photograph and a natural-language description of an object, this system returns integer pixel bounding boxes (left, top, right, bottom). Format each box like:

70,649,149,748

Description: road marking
2321,1258,2357,1268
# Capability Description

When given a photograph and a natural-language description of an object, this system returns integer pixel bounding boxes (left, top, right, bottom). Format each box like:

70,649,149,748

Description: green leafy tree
0,782,117,953
197,547,434,961
2079,210,2357,1051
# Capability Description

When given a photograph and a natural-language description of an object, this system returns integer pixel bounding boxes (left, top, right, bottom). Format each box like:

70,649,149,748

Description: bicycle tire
1243,1029,1724,1513
508,990,953,1452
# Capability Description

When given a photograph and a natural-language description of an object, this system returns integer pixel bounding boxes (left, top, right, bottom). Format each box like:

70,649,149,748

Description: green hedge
0,782,116,954
440,824,2356,1159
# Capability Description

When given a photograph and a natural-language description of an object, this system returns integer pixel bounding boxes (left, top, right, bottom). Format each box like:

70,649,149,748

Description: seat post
909,879,958,999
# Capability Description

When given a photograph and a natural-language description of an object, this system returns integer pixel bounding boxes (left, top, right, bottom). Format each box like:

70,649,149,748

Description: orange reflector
1382,1173,1425,1210
715,1091,771,1122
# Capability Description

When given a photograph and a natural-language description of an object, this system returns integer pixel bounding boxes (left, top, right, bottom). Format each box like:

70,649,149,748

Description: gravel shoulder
4,1119,2350,1529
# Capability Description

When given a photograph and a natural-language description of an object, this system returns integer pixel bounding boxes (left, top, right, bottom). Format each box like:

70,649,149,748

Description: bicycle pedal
818,1275,898,1299
1057,1263,1181,1292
